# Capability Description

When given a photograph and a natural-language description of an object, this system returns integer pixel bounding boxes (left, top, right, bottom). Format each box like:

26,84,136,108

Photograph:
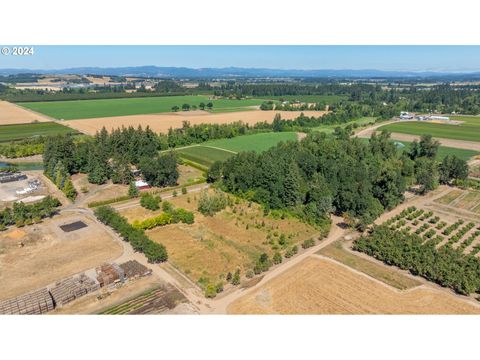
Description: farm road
356,119,480,151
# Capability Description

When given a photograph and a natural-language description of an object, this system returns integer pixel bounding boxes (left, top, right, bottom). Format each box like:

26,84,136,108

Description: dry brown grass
228,257,480,314
0,213,122,301
136,192,317,285
64,110,327,135
434,189,464,205
318,242,421,290
0,101,51,125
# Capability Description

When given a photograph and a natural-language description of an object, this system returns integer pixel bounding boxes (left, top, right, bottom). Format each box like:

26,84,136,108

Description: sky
1,46,480,72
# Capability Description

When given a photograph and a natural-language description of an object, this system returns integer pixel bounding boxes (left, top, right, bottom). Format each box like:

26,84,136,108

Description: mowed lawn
379,117,480,143
0,122,77,142
19,96,265,120
175,132,299,166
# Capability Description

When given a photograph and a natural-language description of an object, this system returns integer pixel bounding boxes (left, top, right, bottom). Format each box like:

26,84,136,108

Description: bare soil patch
0,213,122,301
0,101,51,125
64,110,327,135
228,257,480,314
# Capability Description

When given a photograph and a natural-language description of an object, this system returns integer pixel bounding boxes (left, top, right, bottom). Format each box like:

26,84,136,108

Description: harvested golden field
228,257,480,314
0,214,122,301
63,110,327,135
0,100,51,125
318,242,421,290
140,191,319,285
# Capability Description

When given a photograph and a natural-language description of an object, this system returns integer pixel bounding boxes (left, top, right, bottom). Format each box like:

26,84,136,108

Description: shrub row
94,206,167,263
132,202,194,230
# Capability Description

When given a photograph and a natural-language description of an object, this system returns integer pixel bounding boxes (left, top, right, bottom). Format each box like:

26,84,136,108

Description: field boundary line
311,254,422,294
201,145,237,154
449,191,469,207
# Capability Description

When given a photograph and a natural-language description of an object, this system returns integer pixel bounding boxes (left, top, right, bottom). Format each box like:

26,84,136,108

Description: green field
358,137,479,161
267,95,347,104
205,132,298,152
313,117,376,134
392,140,479,161
19,96,266,120
176,132,299,166
176,146,234,167
379,117,480,143
0,122,77,142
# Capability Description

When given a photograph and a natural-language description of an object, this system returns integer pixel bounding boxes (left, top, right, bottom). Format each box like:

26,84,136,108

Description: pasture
176,146,234,167
204,132,298,152
19,96,266,120
0,122,78,143
357,137,479,161
313,116,376,134
379,117,480,143
227,257,480,314
175,132,299,166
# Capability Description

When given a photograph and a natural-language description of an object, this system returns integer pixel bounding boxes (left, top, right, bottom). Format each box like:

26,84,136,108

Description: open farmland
0,213,122,301
0,100,51,125
176,146,234,167
313,116,376,134
119,191,319,287
379,117,480,143
267,94,347,104
357,138,479,161
434,188,480,215
0,122,78,143
19,96,266,120
61,110,326,136
318,241,421,290
228,257,480,314
204,132,298,152
175,132,299,166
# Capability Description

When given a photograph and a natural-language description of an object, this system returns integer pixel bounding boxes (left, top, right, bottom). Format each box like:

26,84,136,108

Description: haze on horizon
1,46,480,73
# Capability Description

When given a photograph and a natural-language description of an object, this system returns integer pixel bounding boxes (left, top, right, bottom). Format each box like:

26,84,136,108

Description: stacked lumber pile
119,260,152,279
50,274,100,307
0,288,54,315
96,263,125,287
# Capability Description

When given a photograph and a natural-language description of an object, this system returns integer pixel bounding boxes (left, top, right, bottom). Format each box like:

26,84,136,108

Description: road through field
356,120,480,151
211,215,348,314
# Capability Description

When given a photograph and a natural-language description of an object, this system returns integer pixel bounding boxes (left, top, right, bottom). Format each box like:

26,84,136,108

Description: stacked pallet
96,263,125,287
0,288,54,315
49,274,100,307
119,260,152,279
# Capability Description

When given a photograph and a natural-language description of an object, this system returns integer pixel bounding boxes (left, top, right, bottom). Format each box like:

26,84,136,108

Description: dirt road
210,215,348,314
356,119,480,151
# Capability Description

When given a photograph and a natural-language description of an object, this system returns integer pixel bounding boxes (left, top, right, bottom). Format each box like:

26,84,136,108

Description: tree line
94,206,168,263
0,196,61,230
353,224,480,295
207,131,467,231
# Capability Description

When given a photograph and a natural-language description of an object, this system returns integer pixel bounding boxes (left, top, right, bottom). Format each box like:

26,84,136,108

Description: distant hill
1,66,480,80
